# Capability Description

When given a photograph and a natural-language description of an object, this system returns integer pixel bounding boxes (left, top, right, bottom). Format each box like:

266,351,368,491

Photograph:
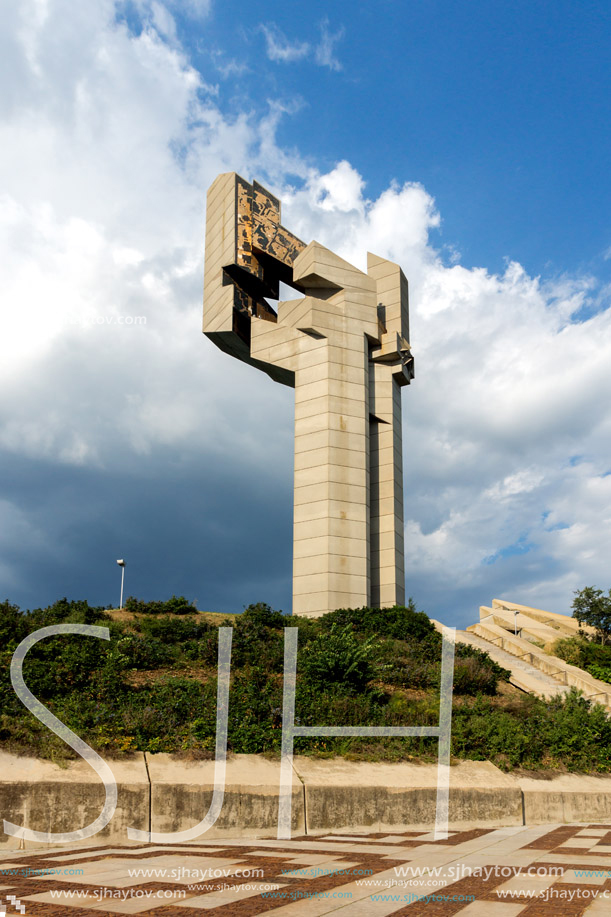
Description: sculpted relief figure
203,174,414,618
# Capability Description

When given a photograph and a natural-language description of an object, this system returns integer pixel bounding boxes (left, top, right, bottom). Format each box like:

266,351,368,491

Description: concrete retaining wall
0,752,149,848
520,773,611,824
2,751,611,849
146,754,305,839
292,758,523,834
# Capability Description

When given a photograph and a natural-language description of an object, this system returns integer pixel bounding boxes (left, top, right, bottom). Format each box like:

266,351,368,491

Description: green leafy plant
553,635,611,670
299,623,378,694
323,602,436,641
572,586,611,644
587,664,611,684
124,595,197,615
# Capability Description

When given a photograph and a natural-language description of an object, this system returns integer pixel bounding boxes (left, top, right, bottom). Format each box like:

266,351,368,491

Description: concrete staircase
460,599,611,712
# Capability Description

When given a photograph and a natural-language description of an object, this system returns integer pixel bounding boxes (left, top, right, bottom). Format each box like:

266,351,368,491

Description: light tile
495,873,558,896
174,881,286,909
559,837,598,848
458,904,524,916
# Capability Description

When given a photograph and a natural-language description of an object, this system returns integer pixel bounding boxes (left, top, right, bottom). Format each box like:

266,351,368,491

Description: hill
1,596,611,774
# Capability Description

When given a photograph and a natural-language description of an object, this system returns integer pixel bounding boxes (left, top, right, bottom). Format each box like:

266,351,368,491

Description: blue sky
1,0,610,627
177,0,611,281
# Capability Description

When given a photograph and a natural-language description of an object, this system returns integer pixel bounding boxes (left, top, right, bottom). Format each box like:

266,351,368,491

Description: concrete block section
520,773,611,824
146,753,304,839
468,617,611,711
292,757,523,834
491,599,597,637
203,175,411,619
0,750,149,849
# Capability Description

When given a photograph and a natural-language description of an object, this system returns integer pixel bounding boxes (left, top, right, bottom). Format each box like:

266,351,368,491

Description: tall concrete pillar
203,173,414,617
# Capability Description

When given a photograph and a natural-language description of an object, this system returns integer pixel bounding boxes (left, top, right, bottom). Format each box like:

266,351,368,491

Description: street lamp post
117,559,126,610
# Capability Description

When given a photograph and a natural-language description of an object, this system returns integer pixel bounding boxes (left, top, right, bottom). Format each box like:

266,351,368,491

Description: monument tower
203,173,414,618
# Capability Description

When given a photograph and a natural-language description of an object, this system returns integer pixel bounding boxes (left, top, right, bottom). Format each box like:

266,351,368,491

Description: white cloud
1,0,611,623
311,160,366,214
0,0,293,475
150,0,177,40
260,23,310,63
314,18,344,71
180,0,212,16
260,19,344,71
209,49,248,79
133,0,212,21
280,162,611,618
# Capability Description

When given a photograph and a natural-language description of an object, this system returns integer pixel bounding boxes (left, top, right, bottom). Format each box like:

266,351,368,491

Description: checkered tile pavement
0,823,610,915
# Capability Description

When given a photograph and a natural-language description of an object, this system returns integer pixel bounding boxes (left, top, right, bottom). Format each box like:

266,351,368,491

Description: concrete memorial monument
203,173,414,618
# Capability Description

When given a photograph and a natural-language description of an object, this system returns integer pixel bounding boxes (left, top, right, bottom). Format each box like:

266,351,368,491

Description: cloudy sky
1,0,610,628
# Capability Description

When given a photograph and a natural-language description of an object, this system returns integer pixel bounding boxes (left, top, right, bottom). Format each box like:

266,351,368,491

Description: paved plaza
1,823,611,915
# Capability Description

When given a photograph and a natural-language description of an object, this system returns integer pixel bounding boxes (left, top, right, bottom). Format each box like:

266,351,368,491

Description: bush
552,636,611,670
322,601,436,641
241,602,286,629
451,688,611,772
137,615,213,644
227,667,283,752
123,595,197,615
587,664,611,684
452,656,504,696
572,586,611,644
230,605,285,670
453,643,511,695
112,635,176,670
0,600,28,649
299,623,378,694
552,636,588,666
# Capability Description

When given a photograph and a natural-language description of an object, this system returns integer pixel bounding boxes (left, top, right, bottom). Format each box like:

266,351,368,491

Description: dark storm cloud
2,449,293,614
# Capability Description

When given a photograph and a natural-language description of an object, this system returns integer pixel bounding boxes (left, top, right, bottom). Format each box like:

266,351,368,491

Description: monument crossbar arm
203,172,414,618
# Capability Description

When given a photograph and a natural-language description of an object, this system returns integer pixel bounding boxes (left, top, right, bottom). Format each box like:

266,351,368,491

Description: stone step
466,619,611,712
491,599,597,637
452,627,570,699
479,605,562,646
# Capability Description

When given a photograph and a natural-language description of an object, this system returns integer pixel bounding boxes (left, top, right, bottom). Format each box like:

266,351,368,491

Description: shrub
137,615,213,644
572,586,611,644
299,623,378,694
123,595,196,615
0,600,28,649
112,635,175,670
452,656,504,696
552,636,611,670
453,643,511,695
587,664,611,684
27,598,110,629
230,605,285,670
227,667,283,752
4,593,611,772
322,601,436,641
552,636,587,666
241,602,286,629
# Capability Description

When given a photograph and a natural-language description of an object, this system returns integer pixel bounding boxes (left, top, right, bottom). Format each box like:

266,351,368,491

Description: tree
572,587,611,645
